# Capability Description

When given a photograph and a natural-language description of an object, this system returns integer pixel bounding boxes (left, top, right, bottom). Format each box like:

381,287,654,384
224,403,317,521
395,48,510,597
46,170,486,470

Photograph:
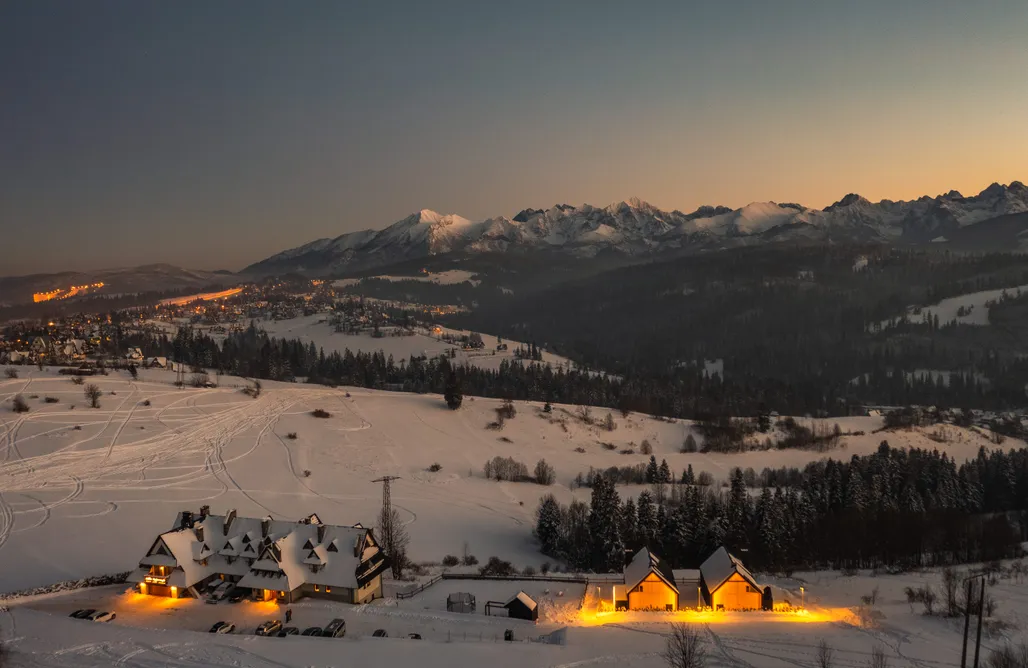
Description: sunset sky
2,0,1027,275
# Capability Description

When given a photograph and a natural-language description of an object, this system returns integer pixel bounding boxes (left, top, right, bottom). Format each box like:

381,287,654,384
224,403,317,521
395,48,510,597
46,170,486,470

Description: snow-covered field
261,314,583,373
334,269,480,287
890,285,1028,327
1,367,1025,666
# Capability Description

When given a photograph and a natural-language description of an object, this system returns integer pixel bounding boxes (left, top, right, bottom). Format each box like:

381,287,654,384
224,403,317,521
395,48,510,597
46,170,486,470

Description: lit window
314,585,320,592
326,587,331,593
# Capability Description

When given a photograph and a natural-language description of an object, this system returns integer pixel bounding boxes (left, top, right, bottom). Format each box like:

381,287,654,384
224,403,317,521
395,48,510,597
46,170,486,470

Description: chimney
195,526,204,542
317,524,326,543
261,517,271,538
181,510,194,529
224,509,236,536
199,504,210,519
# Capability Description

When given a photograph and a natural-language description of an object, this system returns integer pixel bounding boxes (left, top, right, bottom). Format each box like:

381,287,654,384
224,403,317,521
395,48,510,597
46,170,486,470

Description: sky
2,0,1027,276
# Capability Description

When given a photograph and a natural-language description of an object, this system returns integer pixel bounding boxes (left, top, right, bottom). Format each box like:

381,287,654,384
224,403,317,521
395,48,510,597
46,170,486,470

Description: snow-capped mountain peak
243,181,1028,276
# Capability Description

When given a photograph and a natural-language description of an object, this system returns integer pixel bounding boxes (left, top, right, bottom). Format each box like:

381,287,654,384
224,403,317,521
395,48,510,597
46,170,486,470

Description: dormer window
327,542,338,553
303,539,315,550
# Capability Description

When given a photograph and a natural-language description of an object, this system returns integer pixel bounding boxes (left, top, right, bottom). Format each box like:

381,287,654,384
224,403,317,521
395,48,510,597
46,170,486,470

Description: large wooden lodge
128,507,389,604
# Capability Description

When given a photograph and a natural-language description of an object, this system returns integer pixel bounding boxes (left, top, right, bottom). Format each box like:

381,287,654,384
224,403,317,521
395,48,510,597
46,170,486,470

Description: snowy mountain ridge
244,181,1028,276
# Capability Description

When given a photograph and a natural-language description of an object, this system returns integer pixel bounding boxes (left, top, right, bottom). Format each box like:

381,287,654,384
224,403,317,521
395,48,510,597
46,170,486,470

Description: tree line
535,442,1028,573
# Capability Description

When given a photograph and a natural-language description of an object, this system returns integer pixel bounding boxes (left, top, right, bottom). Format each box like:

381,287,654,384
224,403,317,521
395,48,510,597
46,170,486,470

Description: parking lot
22,582,572,643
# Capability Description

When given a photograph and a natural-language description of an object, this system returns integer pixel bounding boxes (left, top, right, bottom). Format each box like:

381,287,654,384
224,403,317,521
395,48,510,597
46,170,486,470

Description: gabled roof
700,547,760,593
505,591,537,611
624,547,678,593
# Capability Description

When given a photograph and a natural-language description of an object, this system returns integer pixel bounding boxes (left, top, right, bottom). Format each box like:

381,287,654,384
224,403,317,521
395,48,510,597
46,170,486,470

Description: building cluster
129,507,389,605
613,546,766,611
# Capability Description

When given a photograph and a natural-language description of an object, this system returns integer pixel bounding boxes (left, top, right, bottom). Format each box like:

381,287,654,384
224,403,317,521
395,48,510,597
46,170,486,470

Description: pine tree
535,494,562,556
588,475,624,572
444,370,462,409
725,468,750,550
621,497,638,551
659,459,672,483
637,490,656,548
646,456,659,483
682,464,695,485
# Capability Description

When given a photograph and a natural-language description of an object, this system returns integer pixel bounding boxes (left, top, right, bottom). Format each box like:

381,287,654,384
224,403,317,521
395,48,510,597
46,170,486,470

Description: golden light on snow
575,607,855,627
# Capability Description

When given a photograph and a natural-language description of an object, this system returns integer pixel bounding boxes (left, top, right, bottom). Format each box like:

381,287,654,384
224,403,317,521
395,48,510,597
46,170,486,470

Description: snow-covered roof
133,509,383,593
624,547,678,593
672,569,701,585
700,547,760,593
506,591,537,611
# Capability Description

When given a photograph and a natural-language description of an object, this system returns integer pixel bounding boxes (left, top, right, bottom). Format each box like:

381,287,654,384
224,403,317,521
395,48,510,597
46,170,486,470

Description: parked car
206,581,233,604
228,590,247,603
372,629,388,638
408,633,422,640
70,609,95,619
301,627,324,637
323,618,346,638
209,621,235,634
277,627,299,637
91,611,116,623
255,620,283,636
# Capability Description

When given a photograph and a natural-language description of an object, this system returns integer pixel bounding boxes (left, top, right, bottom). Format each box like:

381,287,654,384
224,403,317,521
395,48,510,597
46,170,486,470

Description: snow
333,269,480,287
2,368,1026,666
888,284,1028,327
259,314,585,374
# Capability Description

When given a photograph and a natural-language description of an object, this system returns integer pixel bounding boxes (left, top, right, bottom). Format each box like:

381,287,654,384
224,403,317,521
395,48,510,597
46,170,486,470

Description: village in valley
0,274,1026,667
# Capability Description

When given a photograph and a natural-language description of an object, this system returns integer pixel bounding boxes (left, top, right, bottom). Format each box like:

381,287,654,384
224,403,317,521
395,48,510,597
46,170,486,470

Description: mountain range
243,182,1028,277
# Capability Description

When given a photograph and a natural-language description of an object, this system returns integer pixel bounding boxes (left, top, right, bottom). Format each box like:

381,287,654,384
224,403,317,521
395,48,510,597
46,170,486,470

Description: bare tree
663,623,706,668
986,642,1028,668
84,383,102,409
817,640,834,668
870,645,889,668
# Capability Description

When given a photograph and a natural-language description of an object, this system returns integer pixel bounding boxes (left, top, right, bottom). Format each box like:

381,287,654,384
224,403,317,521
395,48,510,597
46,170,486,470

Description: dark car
69,609,94,619
228,590,247,603
408,633,422,640
323,618,346,638
372,629,388,638
209,621,227,633
301,627,324,637
277,626,299,637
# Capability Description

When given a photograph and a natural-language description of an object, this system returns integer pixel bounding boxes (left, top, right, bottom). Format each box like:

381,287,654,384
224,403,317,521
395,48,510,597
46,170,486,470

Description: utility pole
960,579,973,668
371,476,404,578
973,578,986,668
371,476,402,515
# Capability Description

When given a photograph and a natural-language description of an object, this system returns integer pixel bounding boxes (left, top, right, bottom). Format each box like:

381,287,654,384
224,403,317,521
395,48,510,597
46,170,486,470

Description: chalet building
128,508,388,604
615,547,679,611
614,546,762,611
699,547,763,610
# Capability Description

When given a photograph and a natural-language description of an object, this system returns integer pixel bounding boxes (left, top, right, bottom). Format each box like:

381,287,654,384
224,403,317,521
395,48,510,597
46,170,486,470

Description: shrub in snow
3,368,17,379
302,470,311,478
44,396,58,403
522,565,536,576
84,384,102,408
428,463,442,472
286,432,298,439
311,408,331,418
479,557,515,577
11,395,29,413
71,376,85,385
442,555,459,567
461,554,478,567
534,459,555,485
640,439,653,455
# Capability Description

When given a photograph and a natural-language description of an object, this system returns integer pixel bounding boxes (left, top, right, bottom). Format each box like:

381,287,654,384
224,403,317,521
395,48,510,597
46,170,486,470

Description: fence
395,575,442,600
